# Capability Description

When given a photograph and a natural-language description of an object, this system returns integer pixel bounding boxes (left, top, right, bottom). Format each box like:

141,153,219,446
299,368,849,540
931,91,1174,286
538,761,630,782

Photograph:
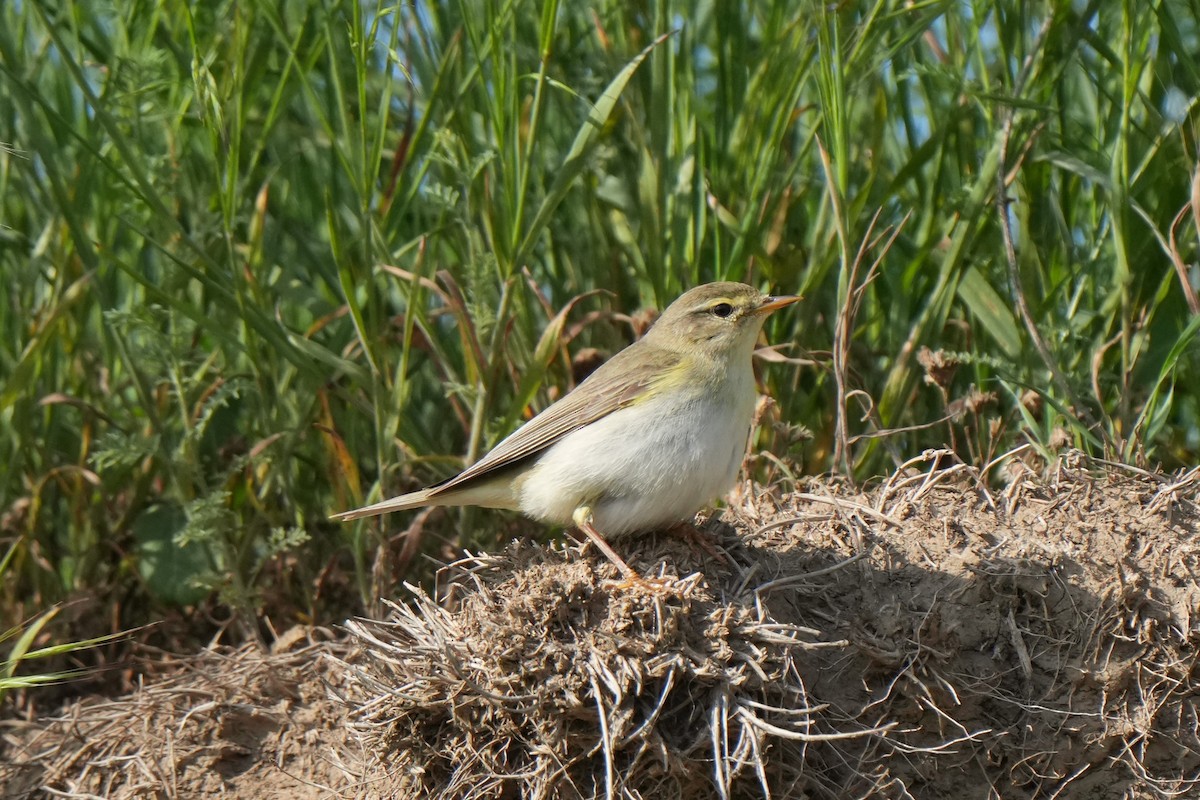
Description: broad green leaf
957,267,1023,360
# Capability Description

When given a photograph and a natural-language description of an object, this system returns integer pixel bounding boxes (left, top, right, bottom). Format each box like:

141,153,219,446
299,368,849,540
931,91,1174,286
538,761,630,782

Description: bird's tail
330,488,438,522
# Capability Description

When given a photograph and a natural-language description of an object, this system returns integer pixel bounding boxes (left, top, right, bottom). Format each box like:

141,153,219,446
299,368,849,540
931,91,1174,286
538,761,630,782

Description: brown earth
3,454,1200,799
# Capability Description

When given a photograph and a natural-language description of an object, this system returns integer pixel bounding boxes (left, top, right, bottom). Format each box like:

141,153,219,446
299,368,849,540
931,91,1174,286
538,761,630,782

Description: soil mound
4,456,1199,798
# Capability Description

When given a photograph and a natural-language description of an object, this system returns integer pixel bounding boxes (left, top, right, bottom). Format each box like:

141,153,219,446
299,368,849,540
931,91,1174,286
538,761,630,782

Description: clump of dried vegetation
331,541,875,799
4,455,1200,799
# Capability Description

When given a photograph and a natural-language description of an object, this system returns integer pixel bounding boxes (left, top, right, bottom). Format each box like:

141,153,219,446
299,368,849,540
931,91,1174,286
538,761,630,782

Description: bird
333,282,800,583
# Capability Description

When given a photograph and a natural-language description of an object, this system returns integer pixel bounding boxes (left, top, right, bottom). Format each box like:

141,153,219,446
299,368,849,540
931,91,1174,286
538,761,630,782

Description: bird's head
646,281,800,358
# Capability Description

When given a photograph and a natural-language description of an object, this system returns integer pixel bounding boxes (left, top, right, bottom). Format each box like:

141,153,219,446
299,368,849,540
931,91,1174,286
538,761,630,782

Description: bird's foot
665,520,730,566
573,506,684,595
602,570,687,596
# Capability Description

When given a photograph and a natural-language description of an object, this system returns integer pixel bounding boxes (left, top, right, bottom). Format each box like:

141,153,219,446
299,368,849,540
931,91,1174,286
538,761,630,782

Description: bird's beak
757,294,801,315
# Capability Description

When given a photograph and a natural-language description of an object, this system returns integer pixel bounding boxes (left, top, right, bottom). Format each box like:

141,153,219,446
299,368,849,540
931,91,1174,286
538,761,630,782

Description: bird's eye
711,302,734,318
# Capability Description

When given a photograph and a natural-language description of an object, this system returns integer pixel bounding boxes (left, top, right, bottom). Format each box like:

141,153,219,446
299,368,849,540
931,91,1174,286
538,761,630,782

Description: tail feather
332,474,523,522
330,488,438,521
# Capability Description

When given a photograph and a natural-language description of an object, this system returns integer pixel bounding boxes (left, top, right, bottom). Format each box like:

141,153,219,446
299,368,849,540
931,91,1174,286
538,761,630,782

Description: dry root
4,453,1200,799
330,541,877,799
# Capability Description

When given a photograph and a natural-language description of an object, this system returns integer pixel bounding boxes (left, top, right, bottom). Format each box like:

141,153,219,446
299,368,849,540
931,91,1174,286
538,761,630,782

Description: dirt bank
4,455,1199,798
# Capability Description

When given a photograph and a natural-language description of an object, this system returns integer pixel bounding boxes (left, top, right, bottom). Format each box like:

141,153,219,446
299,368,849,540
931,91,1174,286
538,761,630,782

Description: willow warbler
333,282,799,580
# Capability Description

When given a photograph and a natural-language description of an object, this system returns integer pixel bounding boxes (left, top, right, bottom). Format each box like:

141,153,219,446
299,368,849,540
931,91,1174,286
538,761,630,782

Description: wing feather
429,340,678,497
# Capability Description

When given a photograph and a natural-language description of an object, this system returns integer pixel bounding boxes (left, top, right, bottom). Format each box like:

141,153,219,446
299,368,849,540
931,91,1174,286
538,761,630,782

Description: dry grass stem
5,457,1200,798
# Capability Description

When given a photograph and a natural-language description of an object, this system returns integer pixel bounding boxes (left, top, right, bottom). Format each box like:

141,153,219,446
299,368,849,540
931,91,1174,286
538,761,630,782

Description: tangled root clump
6,456,1200,799
333,540,863,799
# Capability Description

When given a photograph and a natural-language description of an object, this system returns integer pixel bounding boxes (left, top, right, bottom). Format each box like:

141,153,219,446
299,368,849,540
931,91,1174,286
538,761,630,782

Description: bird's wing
430,341,679,497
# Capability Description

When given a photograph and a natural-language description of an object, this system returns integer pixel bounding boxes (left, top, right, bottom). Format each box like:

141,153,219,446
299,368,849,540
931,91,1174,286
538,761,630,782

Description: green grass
1,0,1198,639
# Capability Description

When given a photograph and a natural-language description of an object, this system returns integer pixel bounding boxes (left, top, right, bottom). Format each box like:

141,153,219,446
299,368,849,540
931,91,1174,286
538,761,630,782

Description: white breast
516,377,756,537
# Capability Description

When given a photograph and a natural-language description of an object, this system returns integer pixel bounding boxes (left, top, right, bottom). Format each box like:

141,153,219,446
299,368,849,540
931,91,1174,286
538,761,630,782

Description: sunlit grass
0,0,1197,640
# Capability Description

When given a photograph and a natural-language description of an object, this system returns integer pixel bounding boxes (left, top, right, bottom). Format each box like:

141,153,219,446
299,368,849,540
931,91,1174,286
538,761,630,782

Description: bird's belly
517,387,754,536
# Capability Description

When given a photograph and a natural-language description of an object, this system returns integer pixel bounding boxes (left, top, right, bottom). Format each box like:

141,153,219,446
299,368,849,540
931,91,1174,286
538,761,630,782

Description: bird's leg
572,505,641,582
573,506,677,593
666,519,730,566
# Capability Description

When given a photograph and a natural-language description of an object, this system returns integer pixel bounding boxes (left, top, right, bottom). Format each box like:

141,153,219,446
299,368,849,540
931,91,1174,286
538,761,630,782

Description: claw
602,574,685,595
666,521,730,565
572,506,687,594
572,505,640,580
